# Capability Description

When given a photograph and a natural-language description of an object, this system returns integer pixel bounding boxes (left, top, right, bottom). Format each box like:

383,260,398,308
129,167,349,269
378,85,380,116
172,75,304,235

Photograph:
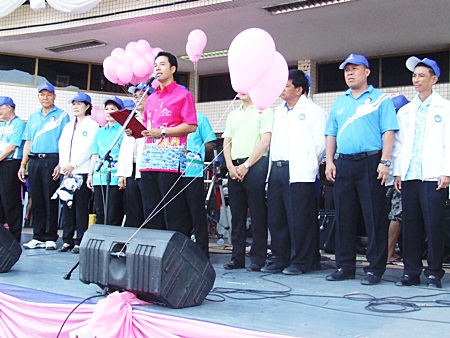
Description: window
199,73,236,102
38,59,88,90
175,72,189,89
0,54,36,85
382,51,449,87
318,59,380,93
90,64,124,93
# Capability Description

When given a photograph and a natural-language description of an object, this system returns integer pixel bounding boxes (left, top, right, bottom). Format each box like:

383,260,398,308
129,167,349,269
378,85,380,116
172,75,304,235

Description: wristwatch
243,161,251,169
161,128,167,138
380,159,391,167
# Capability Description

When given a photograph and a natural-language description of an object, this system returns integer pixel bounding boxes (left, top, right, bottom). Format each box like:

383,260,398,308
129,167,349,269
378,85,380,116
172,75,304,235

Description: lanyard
68,119,77,162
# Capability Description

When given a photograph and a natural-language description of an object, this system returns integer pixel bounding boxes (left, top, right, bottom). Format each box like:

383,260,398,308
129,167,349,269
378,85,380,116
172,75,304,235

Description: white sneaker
45,241,57,250
23,239,45,249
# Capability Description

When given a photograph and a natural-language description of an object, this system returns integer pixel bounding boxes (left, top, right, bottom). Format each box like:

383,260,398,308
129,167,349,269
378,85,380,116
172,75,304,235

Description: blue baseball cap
0,96,15,108
406,56,440,78
339,54,370,69
128,82,155,95
391,95,410,112
70,92,91,103
38,82,55,93
123,99,135,110
102,96,124,109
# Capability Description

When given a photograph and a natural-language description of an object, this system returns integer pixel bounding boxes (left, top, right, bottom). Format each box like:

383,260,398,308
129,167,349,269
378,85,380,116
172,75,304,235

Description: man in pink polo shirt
140,51,197,235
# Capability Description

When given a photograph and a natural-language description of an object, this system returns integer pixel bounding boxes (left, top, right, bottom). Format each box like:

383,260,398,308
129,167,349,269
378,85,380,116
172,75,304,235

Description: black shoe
260,261,286,273
325,268,355,281
282,265,304,275
223,260,244,270
57,244,72,252
395,274,421,286
427,275,442,288
361,272,381,285
71,246,80,254
247,263,263,272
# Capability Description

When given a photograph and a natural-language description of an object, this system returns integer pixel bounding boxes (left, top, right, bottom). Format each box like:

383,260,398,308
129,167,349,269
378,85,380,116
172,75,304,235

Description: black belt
232,158,248,166
28,153,59,159
272,160,289,167
337,150,381,161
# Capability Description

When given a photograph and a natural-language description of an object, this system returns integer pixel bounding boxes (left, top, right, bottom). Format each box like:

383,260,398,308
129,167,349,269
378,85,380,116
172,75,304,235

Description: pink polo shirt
140,81,197,172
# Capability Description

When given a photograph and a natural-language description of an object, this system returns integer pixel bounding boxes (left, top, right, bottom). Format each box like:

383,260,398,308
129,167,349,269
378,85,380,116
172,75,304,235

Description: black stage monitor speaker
0,225,21,273
79,224,216,309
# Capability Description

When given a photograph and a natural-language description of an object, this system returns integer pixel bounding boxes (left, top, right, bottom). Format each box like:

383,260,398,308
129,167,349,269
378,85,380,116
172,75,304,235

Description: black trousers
333,152,388,276
124,166,145,228
267,164,318,271
61,174,92,246
140,171,190,236
228,156,268,266
28,157,60,242
93,185,124,226
182,177,209,258
402,180,447,279
0,159,23,242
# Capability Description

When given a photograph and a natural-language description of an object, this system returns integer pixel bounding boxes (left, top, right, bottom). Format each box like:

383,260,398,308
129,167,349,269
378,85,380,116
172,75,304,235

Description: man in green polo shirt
222,93,273,271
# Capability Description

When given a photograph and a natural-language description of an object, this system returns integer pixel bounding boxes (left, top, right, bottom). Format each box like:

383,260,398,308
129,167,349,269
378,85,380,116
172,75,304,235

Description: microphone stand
62,80,155,280
94,83,154,224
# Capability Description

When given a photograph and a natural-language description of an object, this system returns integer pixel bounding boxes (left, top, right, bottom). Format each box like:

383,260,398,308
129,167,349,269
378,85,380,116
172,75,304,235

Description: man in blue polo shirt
19,82,70,250
325,54,398,285
182,111,216,257
0,96,26,243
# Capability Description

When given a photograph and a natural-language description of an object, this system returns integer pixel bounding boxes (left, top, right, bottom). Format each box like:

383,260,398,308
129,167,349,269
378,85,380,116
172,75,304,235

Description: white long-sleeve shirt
268,95,327,183
116,135,144,179
392,91,450,181
58,115,99,174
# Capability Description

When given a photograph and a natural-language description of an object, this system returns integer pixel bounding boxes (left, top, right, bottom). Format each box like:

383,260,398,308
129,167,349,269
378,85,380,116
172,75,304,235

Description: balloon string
118,95,239,253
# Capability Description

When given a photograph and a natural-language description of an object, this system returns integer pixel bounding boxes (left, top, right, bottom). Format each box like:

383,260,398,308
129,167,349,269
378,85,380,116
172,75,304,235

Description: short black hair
416,62,436,76
288,69,309,96
156,51,178,74
104,100,122,110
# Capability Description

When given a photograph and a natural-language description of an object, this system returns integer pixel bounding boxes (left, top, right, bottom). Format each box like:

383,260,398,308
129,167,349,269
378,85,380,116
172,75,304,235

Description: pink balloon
152,47,163,58
187,29,207,55
125,48,141,64
111,48,126,61
104,67,119,84
135,39,152,55
103,56,118,69
91,107,107,127
132,57,150,77
186,43,201,64
125,41,137,51
116,63,133,84
249,51,289,110
144,53,155,66
103,56,119,83
228,28,276,94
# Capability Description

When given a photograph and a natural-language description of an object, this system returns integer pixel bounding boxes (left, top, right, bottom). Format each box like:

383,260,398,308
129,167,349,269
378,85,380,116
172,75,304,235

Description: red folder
109,109,146,138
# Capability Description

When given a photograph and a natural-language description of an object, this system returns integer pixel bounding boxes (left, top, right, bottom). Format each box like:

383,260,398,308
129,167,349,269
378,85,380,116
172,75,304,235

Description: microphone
146,74,157,86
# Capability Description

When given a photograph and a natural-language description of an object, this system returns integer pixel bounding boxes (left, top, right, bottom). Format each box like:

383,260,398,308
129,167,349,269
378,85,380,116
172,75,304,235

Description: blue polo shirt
91,122,124,186
0,116,26,159
325,85,398,154
23,106,70,154
184,112,217,178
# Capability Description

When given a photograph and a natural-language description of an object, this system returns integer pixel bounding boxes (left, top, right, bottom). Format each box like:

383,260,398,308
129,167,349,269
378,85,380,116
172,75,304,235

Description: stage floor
1,230,450,338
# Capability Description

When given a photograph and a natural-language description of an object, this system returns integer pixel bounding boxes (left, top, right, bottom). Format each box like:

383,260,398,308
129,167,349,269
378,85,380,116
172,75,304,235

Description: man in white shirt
393,56,450,288
261,70,327,274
